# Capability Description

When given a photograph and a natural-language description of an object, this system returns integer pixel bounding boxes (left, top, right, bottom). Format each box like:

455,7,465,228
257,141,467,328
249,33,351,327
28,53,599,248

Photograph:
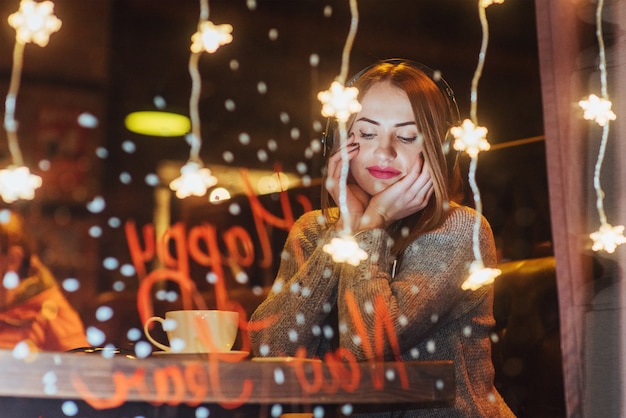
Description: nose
374,135,397,161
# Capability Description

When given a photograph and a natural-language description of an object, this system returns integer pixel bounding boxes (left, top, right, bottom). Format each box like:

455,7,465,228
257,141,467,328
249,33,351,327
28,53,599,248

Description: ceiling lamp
124,111,191,137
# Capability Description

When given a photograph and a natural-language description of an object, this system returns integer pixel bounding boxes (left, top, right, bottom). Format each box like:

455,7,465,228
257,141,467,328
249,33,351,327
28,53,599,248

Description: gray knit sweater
250,204,515,417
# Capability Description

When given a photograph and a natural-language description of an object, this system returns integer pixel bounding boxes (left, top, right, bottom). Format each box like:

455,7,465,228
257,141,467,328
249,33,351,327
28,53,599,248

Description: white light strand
1,0,61,203
319,0,367,265
170,0,231,199
456,0,503,290
585,0,625,253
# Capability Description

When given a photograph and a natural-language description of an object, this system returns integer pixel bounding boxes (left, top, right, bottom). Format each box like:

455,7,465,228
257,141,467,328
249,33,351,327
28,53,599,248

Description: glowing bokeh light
8,0,61,47
461,260,502,291
590,223,626,253
0,165,42,203
318,81,361,122
451,119,490,158
209,187,231,202
169,161,218,198
481,0,505,7
323,235,368,266
191,20,233,53
579,94,616,127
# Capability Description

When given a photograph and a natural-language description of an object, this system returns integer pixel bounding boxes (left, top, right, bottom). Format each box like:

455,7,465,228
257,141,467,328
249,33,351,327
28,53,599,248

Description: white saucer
152,350,249,360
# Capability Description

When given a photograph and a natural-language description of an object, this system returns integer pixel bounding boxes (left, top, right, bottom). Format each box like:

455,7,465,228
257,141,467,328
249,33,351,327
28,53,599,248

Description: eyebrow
356,117,416,127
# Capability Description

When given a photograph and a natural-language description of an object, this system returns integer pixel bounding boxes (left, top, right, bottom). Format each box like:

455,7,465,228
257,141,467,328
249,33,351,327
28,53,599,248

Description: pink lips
366,166,401,179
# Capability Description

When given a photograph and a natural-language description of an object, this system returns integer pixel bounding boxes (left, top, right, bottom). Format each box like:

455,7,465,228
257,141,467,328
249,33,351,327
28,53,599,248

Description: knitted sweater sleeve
337,205,497,360
249,210,342,358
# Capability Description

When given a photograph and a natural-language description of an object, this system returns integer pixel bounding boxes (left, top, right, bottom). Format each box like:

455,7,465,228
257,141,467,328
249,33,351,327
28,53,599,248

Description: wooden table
0,349,454,417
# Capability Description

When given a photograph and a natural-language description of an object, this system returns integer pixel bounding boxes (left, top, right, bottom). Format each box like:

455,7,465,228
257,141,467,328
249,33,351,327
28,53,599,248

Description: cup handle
143,316,171,352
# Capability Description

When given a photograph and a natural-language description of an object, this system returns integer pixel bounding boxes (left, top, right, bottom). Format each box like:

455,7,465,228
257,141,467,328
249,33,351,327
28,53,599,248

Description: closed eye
398,135,417,143
358,130,376,140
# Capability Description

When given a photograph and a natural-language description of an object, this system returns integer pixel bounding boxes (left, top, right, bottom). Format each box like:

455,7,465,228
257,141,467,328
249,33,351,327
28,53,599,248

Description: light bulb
318,81,361,123
191,21,233,53
451,119,490,158
323,234,368,266
169,162,218,199
0,165,42,202
8,0,61,47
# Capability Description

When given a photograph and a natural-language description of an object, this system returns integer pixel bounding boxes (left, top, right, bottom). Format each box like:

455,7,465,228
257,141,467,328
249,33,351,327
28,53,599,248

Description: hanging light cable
169,0,233,199
0,0,62,203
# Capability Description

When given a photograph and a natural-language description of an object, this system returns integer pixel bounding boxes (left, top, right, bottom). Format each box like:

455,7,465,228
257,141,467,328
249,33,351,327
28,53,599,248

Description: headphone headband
346,59,460,123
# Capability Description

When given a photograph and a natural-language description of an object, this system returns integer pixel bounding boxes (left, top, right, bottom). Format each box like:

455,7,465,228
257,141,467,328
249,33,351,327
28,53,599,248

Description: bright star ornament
191,21,233,53
8,0,62,47
169,161,218,199
590,223,626,253
451,119,491,158
579,94,616,127
323,235,368,266
0,165,42,203
461,260,502,291
318,81,362,122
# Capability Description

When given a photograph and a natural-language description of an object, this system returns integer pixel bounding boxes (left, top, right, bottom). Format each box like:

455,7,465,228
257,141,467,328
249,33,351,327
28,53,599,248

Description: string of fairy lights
454,0,504,290
168,0,233,199
318,0,369,266
580,0,625,254
0,0,61,203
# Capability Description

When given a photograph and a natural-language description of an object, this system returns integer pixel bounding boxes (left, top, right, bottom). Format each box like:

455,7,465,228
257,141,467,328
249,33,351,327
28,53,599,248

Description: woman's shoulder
438,202,493,236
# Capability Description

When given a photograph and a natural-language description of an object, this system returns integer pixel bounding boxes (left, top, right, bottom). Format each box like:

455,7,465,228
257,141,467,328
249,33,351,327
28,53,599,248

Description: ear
6,245,25,274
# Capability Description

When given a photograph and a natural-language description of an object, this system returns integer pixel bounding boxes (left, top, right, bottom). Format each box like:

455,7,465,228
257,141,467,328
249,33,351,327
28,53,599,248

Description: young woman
249,60,514,416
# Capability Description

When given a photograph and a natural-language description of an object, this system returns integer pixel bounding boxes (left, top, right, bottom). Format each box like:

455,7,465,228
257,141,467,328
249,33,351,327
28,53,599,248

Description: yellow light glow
451,119,490,158
8,0,61,47
579,94,616,127
191,21,233,53
169,162,218,199
318,81,362,122
256,172,290,194
590,223,626,253
481,0,505,7
124,111,191,137
461,260,502,291
0,165,42,202
323,235,368,266
209,187,231,202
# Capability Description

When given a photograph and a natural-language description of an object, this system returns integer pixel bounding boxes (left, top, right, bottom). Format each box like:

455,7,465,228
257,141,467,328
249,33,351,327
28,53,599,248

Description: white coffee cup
143,310,239,353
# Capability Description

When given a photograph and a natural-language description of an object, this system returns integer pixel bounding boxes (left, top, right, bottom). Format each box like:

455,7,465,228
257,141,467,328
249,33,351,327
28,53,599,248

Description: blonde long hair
322,60,462,258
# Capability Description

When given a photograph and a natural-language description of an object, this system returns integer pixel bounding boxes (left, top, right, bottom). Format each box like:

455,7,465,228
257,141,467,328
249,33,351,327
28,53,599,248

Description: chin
367,180,389,195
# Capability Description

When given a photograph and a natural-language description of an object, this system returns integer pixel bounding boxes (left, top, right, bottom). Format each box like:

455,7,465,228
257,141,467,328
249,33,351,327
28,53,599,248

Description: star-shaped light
0,165,42,203
323,235,368,266
169,161,218,199
190,21,233,53
579,94,616,127
461,260,502,291
481,0,506,7
451,119,490,158
8,0,62,47
590,223,626,253
318,81,362,122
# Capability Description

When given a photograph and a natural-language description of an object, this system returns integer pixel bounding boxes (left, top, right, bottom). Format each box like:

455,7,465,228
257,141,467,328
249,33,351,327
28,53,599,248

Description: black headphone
321,58,461,165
